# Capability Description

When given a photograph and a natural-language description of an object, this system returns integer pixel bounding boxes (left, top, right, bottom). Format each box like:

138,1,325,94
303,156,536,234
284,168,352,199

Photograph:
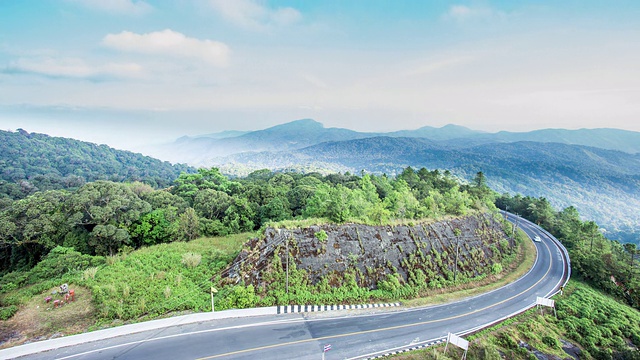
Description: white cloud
102,29,230,67
68,0,152,15
4,57,143,80
208,0,301,29
446,4,501,22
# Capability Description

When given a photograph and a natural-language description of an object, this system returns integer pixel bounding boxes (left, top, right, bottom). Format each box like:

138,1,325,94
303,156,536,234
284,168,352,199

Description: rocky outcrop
228,212,514,290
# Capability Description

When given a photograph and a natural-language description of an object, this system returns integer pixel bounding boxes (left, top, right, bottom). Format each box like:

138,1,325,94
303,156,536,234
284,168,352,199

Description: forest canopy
0,167,493,272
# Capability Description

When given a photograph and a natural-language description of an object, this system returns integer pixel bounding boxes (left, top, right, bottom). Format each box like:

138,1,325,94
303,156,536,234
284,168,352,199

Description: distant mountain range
145,119,640,166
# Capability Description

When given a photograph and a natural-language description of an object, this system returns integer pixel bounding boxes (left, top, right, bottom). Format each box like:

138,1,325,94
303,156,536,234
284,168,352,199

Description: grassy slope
0,234,251,348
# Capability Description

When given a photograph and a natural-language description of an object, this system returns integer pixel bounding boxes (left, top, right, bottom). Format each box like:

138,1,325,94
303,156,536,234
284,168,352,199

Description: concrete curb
277,302,401,314
0,302,401,359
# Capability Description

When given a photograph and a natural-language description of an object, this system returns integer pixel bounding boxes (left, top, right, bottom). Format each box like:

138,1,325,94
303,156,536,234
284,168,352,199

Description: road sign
447,333,469,350
536,296,554,308
445,333,469,360
211,287,218,312
536,296,557,317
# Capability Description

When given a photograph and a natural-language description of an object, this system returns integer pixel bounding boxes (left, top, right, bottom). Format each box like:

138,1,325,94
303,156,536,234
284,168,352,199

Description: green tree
66,181,150,254
0,190,69,268
193,189,232,220
89,224,130,256
177,207,200,241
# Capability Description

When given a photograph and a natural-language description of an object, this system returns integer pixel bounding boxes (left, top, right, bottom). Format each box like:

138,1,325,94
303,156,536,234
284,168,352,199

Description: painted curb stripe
275,302,402,314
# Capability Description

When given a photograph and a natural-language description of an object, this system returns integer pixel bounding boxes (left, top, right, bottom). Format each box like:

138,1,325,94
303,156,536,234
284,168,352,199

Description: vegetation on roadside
389,280,640,360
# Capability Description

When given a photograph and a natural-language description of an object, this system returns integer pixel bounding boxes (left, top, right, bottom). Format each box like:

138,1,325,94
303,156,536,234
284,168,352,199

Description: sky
1,0,639,152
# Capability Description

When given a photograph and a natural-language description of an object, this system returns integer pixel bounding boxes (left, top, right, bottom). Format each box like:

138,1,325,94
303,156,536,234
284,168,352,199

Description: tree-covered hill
0,129,193,198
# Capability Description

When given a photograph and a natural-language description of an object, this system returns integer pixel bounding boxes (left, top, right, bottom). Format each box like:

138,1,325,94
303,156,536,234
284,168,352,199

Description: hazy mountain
146,120,640,166
467,128,640,153
186,130,250,140
388,124,484,140
145,119,483,165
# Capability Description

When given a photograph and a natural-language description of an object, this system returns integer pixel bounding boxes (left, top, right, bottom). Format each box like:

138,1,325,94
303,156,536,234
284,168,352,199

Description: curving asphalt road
11,212,569,360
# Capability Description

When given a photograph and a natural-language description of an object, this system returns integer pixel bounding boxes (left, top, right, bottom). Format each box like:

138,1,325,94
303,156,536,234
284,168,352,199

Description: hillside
214,137,640,244
0,129,193,198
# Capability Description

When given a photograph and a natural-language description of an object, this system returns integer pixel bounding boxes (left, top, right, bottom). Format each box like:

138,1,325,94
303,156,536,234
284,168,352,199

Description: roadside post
211,287,218,312
322,344,331,360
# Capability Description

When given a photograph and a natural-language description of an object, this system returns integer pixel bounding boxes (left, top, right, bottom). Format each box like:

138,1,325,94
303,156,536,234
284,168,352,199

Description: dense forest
0,129,192,200
0,167,493,273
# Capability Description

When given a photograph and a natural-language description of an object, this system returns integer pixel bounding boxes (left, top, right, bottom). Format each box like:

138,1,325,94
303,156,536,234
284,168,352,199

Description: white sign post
444,333,469,360
536,296,556,317
211,287,218,312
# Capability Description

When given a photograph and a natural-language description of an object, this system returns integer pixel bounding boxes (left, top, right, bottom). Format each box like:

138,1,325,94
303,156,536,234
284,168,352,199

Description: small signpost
536,296,556,317
444,333,469,360
322,344,331,360
211,287,218,312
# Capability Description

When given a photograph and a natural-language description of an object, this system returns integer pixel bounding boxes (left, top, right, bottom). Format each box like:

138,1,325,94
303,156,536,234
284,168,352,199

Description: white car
533,235,542,242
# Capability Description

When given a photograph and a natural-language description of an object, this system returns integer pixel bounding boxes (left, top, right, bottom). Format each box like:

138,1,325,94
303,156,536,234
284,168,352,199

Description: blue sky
1,0,639,151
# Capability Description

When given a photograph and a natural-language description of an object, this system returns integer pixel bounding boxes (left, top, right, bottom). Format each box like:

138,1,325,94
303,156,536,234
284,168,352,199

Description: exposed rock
226,212,514,290
560,339,581,360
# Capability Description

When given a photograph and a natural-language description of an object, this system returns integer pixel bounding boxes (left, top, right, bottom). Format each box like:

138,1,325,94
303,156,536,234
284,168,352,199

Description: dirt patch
0,285,96,349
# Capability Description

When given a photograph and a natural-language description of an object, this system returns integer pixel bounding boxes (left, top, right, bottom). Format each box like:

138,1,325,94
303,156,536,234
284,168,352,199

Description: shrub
0,305,18,320
491,263,503,274
83,267,99,280
22,247,104,285
542,335,559,348
314,230,328,242
181,252,202,268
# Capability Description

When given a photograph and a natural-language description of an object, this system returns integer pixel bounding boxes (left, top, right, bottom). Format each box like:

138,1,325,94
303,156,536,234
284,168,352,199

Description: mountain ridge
146,119,640,165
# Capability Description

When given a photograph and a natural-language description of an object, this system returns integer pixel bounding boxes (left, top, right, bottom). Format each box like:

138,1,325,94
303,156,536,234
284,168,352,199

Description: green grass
80,234,250,322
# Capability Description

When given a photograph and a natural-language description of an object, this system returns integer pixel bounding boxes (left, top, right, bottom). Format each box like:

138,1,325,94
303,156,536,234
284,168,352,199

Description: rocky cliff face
228,212,514,290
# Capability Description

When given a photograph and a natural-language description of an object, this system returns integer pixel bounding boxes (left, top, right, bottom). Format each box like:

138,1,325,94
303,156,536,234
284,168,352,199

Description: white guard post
536,296,556,317
322,344,331,360
444,332,469,360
